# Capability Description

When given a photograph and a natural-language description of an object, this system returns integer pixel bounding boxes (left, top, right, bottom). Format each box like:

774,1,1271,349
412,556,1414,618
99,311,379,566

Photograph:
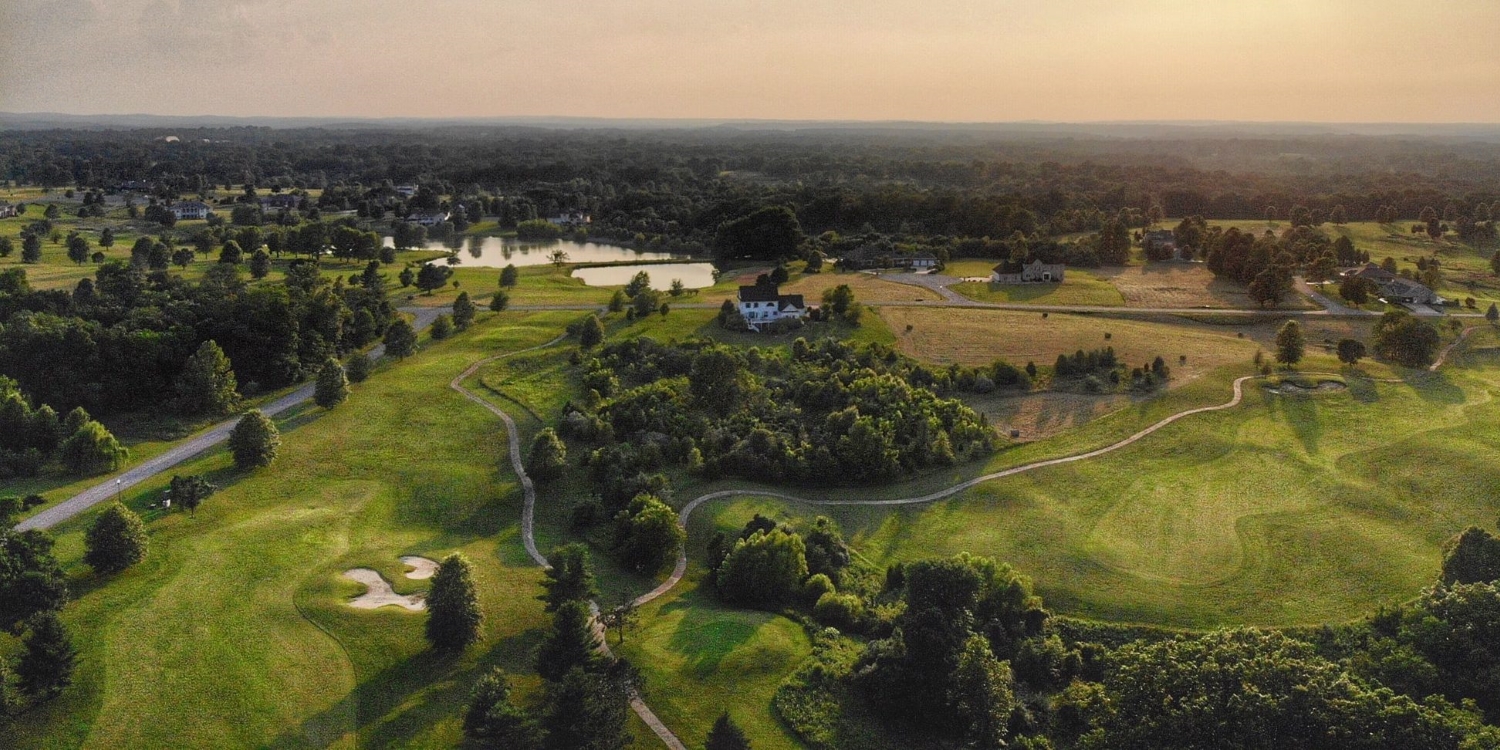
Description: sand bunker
1265,380,1347,395
342,556,438,611
401,555,439,580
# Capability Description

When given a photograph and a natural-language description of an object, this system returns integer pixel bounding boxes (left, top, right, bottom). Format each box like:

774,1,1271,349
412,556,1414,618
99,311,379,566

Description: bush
228,410,280,469
527,428,568,480
813,591,866,631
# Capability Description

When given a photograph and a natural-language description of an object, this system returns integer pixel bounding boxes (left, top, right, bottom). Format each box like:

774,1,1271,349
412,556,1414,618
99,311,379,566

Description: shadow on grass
657,597,762,677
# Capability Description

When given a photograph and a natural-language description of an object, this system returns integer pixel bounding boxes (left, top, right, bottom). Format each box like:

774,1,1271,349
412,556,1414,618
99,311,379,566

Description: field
948,264,1126,307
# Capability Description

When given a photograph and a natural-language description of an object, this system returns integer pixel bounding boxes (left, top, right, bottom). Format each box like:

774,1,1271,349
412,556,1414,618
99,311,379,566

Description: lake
572,263,719,290
384,236,689,268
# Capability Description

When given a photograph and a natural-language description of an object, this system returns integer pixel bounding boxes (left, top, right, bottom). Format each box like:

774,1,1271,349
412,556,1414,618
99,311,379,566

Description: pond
383,236,688,268
571,263,719,290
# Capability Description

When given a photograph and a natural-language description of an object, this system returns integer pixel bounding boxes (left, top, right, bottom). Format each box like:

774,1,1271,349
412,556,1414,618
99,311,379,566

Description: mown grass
949,266,1126,307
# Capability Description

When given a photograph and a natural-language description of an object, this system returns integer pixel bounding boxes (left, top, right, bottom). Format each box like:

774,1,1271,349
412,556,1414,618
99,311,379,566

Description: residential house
0,201,16,219
170,201,214,221
1342,263,1445,306
991,259,1066,284
547,210,591,227
838,247,939,271
737,280,807,331
259,194,300,211
394,185,418,198
407,210,449,227
1142,229,1179,259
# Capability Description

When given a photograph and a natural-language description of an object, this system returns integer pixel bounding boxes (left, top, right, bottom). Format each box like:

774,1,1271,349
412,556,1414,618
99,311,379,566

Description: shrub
84,503,148,574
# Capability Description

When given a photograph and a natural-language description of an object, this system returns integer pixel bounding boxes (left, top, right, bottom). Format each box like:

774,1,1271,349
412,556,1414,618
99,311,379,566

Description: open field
949,264,1126,307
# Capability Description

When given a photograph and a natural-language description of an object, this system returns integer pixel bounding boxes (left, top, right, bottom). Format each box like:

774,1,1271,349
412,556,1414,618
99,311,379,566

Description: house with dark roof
838,247,939,271
407,210,449,227
0,201,16,219
991,259,1065,284
259,194,300,211
1341,263,1443,306
737,280,807,331
170,201,214,221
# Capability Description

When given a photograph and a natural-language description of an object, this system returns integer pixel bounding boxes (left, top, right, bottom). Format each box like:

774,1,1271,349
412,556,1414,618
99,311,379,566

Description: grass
947,263,1126,307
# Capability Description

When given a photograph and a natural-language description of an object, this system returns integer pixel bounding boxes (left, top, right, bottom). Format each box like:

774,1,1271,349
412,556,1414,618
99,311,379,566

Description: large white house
170,201,214,221
737,281,807,331
407,210,449,227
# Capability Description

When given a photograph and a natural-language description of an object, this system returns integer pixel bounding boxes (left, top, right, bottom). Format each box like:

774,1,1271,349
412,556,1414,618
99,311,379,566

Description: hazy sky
3,0,1499,122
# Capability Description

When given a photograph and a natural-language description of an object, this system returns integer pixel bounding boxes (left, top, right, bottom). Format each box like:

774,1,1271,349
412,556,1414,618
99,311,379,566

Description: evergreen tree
430,313,454,340
499,264,519,287
248,248,271,279
218,240,243,265
16,611,76,699
579,314,605,348
228,410,280,469
540,543,599,612
176,340,242,416
489,290,510,311
527,428,568,480
383,318,417,358
426,553,484,651
1274,320,1305,368
84,503,148,574
346,352,372,384
463,668,542,748
705,712,752,750
535,600,603,681
314,358,350,409
608,289,626,313
452,291,476,330
541,662,637,750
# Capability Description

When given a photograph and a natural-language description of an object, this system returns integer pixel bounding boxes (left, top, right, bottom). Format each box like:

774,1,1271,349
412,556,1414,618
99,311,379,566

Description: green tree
314,357,350,409
499,264,519,287
66,233,89,265
22,232,43,262
172,246,195,268
228,410,280,470
579,314,605,348
249,248,271,279
430,314,454,340
426,553,484,650
613,494,685,574
1274,320,1305,368
452,291,476,330
383,318,417,358
59,420,127,475
1488,303,1499,324
1373,310,1441,367
489,290,510,311
716,528,808,607
0,236,13,257
705,712,752,750
463,668,542,748
822,284,856,316
689,347,746,415
535,600,602,681
540,665,634,750
169,474,217,516
16,611,76,699
540,543,599,612
1440,526,1500,585
399,266,415,287
1339,275,1375,305
346,352,372,384
84,503,148,574
669,278,686,297
416,262,453,294
1336,338,1366,366
951,635,1016,750
608,289,626,313
219,240,243,265
631,288,662,319
527,427,568,480
176,340,241,416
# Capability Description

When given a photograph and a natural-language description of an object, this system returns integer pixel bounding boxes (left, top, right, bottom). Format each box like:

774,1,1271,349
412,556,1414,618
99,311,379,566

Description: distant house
170,201,214,221
838,247,939,271
117,180,152,193
394,185,418,198
737,280,807,331
547,210,591,227
992,259,1065,284
0,201,15,219
1142,229,1179,259
1342,263,1444,306
407,211,449,227
259,194,300,211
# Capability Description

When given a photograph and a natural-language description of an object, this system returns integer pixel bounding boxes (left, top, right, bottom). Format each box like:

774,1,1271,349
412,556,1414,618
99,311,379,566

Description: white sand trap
401,555,439,580
343,568,426,611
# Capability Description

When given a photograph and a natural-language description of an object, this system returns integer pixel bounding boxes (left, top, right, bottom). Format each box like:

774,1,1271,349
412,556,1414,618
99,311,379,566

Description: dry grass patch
778,269,942,304
960,391,1131,441
1099,264,1317,310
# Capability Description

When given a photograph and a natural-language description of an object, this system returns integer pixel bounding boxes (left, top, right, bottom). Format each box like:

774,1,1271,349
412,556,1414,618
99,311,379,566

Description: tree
16,612,76,699
228,410,280,470
346,352,372,384
669,278,686,297
613,494,685,574
1336,338,1366,367
1373,310,1441,368
705,712,752,750
383,318,417,358
1440,526,1500,585
60,420,127,475
950,635,1016,750
452,291,476,330
22,232,43,263
1339,275,1376,305
608,289,626,313
631,288,662,319
528,427,568,480
84,503,148,574
430,313,454,340
314,358,350,409
176,340,242,416
426,553,484,650
219,240,243,265
0,236,12,257
1488,303,1499,324
540,665,634,750
399,266,415,288
169,474,217,516
66,233,89,265
1274,320,1304,368
499,264,519,287
536,600,604,680
549,248,570,267
172,246,195,268
599,594,638,645
416,262,453,294
249,248,271,279
716,528,808,607
579,314,605,348
715,205,804,261
463,668,542,748
489,290,510,311
540,543,599,612
99,227,115,248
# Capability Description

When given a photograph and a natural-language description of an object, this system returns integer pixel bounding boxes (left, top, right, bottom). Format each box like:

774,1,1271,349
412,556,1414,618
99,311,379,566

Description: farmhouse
838,247,939,271
1342,263,1444,306
991,259,1066,284
407,210,449,227
0,201,16,218
737,280,807,331
170,201,214,221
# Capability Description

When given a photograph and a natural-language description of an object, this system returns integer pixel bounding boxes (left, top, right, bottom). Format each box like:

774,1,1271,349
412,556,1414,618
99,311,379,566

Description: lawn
950,269,1125,307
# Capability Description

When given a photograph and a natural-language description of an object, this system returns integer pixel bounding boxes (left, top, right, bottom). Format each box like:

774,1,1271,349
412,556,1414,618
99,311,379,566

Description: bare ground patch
1098,264,1317,310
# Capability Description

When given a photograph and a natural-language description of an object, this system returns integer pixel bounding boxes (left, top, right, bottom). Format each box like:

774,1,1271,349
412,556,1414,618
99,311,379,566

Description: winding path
1430,326,1478,371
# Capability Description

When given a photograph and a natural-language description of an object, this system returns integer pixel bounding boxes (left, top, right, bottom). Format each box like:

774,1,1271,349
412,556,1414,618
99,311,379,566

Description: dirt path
1430,326,1479,371
16,307,445,533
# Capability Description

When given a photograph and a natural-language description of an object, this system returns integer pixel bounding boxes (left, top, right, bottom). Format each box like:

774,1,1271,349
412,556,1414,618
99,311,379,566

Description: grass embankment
5,311,610,749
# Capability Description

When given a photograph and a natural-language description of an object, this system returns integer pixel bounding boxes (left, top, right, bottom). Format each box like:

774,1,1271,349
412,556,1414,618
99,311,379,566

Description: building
1142,229,1179,259
737,280,807,331
991,259,1066,284
407,211,449,227
1342,263,1445,306
394,185,418,198
170,201,214,221
547,210,591,227
838,247,940,271
0,201,16,219
259,194,300,211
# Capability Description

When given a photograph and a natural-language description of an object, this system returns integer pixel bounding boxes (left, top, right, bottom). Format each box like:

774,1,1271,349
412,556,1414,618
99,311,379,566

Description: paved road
15,307,444,532
1294,276,1371,316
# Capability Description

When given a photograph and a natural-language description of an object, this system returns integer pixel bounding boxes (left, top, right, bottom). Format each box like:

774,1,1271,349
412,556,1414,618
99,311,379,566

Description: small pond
383,236,688,268
571,263,719,290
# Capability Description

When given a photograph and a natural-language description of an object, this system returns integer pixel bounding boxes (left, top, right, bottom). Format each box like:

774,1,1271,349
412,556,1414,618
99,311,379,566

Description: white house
737,281,807,331
547,210,591,227
407,211,449,227
0,201,16,219
395,185,418,198
170,201,214,221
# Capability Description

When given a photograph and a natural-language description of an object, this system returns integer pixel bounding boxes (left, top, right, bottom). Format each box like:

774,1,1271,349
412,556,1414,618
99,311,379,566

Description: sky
2,0,1499,123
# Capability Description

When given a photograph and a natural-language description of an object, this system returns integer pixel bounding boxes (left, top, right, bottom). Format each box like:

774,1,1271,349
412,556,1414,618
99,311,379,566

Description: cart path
16,307,444,533
1430,326,1478,371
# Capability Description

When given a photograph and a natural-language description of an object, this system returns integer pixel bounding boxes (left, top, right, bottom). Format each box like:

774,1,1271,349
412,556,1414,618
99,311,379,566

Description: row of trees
0,377,127,478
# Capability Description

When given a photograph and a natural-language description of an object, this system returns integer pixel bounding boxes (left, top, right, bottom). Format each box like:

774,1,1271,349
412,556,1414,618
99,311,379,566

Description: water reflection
383,236,689,268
